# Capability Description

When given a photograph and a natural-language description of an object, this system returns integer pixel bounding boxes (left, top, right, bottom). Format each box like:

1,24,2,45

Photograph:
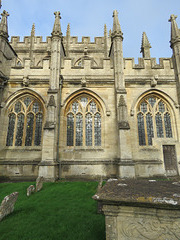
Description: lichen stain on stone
153,197,178,205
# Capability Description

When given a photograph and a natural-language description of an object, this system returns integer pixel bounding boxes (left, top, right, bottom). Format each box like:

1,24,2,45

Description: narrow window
137,113,146,146
86,113,92,146
34,113,43,146
15,113,25,146
6,113,16,146
164,113,172,138
67,113,74,146
94,113,101,146
146,113,154,145
25,113,34,146
156,113,164,138
76,113,83,146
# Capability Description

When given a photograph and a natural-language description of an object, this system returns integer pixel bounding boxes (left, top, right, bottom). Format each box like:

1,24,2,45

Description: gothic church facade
1,4,180,181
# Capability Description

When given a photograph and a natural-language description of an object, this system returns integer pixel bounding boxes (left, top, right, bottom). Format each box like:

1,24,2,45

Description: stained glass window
25,113,34,146
86,113,92,146
32,102,40,113
15,113,24,146
66,94,102,147
94,113,101,146
164,113,172,138
90,101,97,113
137,95,173,146
14,102,21,113
140,102,147,113
34,113,43,146
6,113,16,146
76,113,83,146
6,95,43,147
67,113,74,146
137,113,146,146
72,102,79,114
156,113,164,138
24,97,31,108
148,97,156,107
146,113,154,145
158,101,165,113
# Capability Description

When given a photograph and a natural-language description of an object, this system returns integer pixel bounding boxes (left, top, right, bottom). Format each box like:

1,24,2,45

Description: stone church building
0,3,180,181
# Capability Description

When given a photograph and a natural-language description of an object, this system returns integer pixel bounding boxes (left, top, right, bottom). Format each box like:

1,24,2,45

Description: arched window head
66,94,102,147
137,95,173,146
6,95,44,147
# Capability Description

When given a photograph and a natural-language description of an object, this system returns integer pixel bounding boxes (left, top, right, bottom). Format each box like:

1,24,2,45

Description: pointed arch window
137,95,173,146
66,94,102,147
6,95,44,147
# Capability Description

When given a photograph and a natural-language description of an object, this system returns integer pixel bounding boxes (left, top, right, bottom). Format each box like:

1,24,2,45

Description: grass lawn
0,181,105,240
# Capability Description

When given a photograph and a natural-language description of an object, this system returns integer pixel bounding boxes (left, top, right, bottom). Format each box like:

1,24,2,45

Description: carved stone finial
52,11,62,37
31,23,35,36
169,14,177,22
112,10,123,40
169,14,180,47
104,24,107,36
140,32,151,58
66,23,70,36
109,29,112,38
0,10,9,40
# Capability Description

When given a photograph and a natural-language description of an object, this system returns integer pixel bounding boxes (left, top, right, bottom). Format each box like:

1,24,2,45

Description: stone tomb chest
93,179,180,240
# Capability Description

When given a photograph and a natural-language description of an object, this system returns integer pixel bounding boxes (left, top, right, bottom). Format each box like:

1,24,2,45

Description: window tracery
66,94,102,147
137,95,173,146
6,95,44,147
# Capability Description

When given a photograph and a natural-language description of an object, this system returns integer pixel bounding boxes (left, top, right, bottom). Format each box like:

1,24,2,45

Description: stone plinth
93,179,180,240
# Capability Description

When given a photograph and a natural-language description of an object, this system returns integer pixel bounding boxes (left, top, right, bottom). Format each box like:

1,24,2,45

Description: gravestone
97,178,103,214
0,192,19,221
36,176,44,192
93,179,180,240
27,185,35,196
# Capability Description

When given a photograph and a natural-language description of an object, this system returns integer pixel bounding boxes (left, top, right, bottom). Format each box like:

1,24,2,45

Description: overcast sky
1,0,180,60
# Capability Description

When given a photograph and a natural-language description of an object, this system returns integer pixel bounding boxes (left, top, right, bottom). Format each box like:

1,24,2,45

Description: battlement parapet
65,36,110,45
10,36,52,45
124,57,174,70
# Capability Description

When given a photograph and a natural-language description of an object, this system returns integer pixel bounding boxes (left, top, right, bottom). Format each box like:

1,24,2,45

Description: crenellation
124,57,174,70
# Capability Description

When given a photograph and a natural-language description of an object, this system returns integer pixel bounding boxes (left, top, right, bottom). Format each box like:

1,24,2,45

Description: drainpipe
57,75,63,179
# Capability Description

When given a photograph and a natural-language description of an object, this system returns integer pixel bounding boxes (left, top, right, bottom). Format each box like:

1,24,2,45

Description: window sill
64,147,104,152
4,146,42,151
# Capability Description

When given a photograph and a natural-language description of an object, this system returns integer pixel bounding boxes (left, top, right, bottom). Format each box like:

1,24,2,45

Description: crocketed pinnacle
51,11,62,37
169,14,180,47
66,23,70,37
31,23,35,37
140,32,151,58
112,10,123,39
0,10,9,40
104,24,107,37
